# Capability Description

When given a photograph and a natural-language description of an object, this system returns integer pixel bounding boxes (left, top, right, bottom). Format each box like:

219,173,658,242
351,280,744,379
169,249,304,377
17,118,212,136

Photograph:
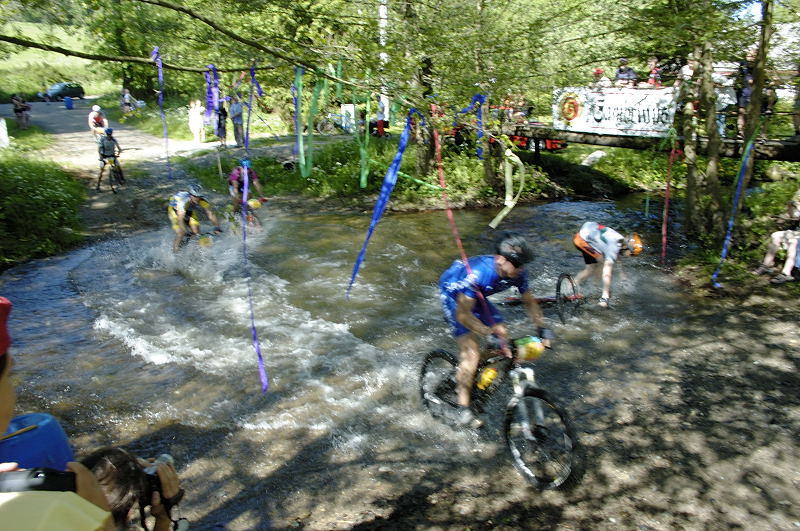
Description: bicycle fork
510,367,545,440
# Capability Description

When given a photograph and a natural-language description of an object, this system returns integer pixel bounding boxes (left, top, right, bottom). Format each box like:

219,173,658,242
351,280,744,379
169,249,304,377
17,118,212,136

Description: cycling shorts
573,233,602,264
167,206,200,232
439,292,503,338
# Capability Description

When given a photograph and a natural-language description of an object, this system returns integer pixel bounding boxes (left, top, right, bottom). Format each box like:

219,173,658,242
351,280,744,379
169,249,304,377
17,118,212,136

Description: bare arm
455,293,494,337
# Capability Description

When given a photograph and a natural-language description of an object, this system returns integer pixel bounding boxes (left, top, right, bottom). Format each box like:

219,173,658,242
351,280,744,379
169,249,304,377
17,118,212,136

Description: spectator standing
591,67,612,88
713,71,737,138
645,56,662,88
229,96,244,147
736,49,756,139
10,95,30,129
615,58,638,87
215,99,228,146
187,99,206,144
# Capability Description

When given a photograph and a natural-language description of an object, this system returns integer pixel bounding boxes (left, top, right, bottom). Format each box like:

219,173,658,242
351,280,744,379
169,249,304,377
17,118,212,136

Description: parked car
47,82,85,100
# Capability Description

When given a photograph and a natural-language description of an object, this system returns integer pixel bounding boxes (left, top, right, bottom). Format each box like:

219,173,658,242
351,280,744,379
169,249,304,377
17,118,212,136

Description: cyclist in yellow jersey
167,185,221,251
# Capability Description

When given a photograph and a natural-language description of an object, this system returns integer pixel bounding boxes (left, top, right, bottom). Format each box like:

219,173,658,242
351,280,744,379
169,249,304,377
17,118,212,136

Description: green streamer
303,78,327,178
294,68,306,178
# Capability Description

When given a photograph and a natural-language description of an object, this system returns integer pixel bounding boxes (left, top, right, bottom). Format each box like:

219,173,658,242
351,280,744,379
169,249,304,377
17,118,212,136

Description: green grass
2,120,53,151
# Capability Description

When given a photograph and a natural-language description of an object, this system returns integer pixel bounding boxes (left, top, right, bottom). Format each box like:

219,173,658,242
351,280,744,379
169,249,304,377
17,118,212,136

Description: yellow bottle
477,367,498,390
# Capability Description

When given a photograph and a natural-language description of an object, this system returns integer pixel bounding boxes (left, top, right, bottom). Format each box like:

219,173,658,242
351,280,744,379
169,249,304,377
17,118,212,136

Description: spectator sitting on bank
0,297,115,530
645,56,662,88
752,197,800,284
615,58,638,87
591,67,612,88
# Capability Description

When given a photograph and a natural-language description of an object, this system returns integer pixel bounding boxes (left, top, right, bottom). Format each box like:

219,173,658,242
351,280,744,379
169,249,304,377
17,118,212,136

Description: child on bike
438,232,553,427
572,221,642,308
96,128,121,191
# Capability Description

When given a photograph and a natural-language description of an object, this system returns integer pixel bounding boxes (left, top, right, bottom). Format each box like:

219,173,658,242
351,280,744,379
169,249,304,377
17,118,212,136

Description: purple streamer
239,158,268,392
346,109,425,297
150,47,172,178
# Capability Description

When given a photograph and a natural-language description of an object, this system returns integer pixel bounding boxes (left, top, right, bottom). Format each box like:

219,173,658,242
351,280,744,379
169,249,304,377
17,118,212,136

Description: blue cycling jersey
439,255,528,300
438,255,528,337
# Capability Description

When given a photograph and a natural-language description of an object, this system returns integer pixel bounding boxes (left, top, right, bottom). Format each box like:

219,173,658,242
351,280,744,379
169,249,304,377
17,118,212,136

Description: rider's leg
455,332,481,407
96,162,106,191
573,263,598,291
780,237,799,277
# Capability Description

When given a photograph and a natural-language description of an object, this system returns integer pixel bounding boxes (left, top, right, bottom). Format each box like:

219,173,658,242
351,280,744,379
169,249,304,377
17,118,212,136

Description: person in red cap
0,297,115,530
591,67,611,88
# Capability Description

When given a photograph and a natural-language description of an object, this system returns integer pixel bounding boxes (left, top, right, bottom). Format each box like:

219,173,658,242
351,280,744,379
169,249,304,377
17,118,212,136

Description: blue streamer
346,109,425,297
454,94,486,159
204,64,219,123
150,47,172,178
710,136,757,288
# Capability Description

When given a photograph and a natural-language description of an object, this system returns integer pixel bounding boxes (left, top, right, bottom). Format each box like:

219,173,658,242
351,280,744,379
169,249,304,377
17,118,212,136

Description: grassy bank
0,121,85,268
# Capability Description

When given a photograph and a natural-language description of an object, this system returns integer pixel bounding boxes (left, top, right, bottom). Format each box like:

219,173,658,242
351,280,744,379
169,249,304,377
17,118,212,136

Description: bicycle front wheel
555,273,579,324
419,349,460,419
505,387,579,489
112,164,125,185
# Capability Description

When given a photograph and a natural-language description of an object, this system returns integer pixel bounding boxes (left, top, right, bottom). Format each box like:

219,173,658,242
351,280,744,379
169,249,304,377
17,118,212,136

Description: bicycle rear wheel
555,273,579,324
316,120,335,134
419,350,460,419
505,387,578,489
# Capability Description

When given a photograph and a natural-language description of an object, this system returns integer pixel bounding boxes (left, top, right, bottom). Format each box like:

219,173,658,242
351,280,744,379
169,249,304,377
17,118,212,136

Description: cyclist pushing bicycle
96,128,122,191
438,232,554,428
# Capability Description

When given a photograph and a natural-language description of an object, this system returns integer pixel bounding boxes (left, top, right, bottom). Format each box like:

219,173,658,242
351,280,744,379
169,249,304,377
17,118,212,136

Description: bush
0,152,85,267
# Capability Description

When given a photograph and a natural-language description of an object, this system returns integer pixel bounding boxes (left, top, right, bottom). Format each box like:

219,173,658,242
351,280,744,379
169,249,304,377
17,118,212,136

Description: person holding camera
0,297,115,530
81,447,186,531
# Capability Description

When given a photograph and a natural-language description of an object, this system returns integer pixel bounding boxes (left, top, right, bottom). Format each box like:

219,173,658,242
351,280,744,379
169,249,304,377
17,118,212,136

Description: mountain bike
419,336,581,489
503,273,584,324
97,154,125,193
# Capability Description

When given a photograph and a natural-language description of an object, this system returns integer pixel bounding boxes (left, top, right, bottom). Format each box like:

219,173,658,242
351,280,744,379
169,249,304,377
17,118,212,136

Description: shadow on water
2,197,798,529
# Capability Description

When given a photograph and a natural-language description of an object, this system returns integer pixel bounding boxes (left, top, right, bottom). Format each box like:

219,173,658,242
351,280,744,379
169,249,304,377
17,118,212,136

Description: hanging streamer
293,67,305,165
710,118,763,288
352,92,371,188
346,109,424,297
150,47,172,179
488,147,526,228
204,64,220,124
302,78,326,178
454,94,486,159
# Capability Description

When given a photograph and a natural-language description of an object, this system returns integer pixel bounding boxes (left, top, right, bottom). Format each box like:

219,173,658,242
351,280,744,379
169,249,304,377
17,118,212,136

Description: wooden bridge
502,124,800,162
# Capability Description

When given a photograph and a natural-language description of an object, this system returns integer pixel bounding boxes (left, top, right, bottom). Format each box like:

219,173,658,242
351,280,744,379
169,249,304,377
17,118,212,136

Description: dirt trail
5,101,800,530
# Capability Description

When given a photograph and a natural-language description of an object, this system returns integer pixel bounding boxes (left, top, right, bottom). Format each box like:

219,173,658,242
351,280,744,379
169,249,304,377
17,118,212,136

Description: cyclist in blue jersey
438,232,553,427
168,185,221,251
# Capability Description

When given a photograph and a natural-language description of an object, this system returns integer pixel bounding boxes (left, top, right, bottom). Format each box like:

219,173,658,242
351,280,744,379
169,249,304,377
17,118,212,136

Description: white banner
552,87,678,137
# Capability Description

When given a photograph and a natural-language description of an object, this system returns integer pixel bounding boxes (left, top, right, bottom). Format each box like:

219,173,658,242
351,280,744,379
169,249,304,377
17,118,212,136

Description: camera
0,468,77,492
142,454,184,511
142,453,173,501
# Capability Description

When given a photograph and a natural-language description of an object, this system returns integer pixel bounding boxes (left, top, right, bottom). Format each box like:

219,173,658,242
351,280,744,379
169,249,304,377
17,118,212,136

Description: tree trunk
681,48,702,236
699,40,724,237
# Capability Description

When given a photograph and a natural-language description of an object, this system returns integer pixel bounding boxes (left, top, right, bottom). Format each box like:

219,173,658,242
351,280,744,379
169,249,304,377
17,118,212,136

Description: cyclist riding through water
168,185,222,252
438,232,554,427
96,128,121,191
227,159,267,212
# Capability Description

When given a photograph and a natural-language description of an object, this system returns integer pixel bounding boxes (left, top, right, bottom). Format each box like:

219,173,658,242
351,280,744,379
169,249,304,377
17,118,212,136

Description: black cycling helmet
105,128,113,135
494,232,534,267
